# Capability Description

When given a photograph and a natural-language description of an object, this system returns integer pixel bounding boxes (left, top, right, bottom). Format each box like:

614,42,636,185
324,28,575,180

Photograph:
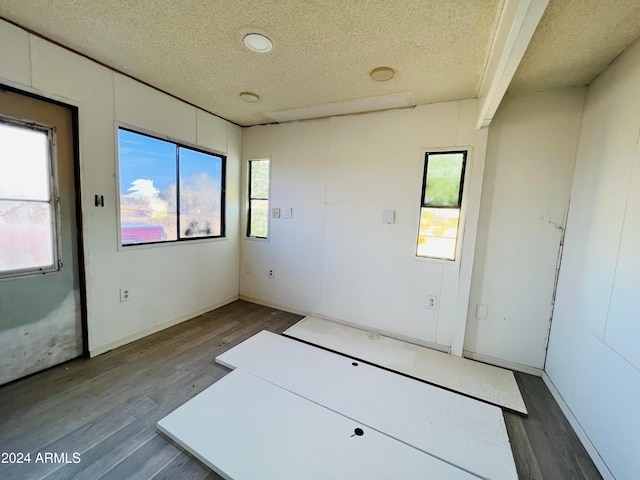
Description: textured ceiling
510,0,640,92
0,1,639,126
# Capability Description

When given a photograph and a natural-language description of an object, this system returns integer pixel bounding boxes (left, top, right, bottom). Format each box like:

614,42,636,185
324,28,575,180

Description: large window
118,128,225,246
0,118,60,277
416,151,467,261
247,159,270,239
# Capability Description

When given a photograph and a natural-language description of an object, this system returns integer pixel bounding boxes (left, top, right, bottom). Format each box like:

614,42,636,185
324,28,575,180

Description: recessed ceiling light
243,33,272,53
240,92,260,102
370,67,395,82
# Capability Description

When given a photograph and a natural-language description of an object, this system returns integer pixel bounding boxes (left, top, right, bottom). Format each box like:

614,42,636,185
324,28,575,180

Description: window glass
247,159,270,238
118,129,177,243
417,207,460,260
424,153,464,207
416,151,467,261
179,147,223,238
0,124,50,200
0,201,54,272
118,128,225,246
249,199,269,238
0,120,57,276
250,160,270,199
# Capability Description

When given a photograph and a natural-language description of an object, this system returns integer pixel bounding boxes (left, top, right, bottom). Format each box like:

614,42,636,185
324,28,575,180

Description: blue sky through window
118,129,222,196
179,146,222,183
118,129,176,195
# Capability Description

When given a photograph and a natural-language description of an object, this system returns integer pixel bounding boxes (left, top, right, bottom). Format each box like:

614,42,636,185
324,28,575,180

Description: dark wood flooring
0,300,602,479
504,375,602,480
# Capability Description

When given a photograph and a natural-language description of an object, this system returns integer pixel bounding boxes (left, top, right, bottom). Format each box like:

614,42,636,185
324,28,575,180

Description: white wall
545,38,640,480
465,88,585,372
0,19,241,355
241,101,485,350
240,90,589,371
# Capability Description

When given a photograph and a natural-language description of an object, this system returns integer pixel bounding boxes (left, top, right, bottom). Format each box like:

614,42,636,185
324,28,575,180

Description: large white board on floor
217,331,517,480
283,316,527,415
157,369,477,479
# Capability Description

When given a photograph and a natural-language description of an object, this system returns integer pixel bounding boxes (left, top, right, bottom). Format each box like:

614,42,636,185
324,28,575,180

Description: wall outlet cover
426,295,437,310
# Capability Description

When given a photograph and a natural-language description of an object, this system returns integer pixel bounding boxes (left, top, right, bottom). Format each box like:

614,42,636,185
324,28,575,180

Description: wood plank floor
0,300,602,480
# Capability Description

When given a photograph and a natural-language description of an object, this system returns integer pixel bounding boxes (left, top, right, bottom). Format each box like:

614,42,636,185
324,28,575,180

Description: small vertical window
416,151,467,260
0,119,60,277
247,159,270,238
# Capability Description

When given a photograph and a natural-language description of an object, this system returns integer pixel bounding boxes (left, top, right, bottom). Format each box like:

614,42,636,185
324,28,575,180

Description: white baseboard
238,295,450,353
89,295,239,357
463,351,543,376
542,372,615,480
238,295,310,317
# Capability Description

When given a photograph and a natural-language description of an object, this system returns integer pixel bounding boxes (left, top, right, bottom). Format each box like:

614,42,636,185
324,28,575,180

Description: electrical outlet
426,295,437,310
120,287,130,302
268,268,275,278
272,208,281,219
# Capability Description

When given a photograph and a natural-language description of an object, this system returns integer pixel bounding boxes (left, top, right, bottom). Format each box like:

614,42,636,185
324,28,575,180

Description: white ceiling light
240,92,260,102
243,33,272,53
370,67,395,82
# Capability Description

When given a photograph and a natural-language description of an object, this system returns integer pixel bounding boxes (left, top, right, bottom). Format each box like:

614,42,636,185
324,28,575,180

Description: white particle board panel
284,316,527,415
0,20,31,86
196,109,227,153
603,151,640,371
114,73,196,143
157,369,476,480
217,331,517,480
30,36,113,102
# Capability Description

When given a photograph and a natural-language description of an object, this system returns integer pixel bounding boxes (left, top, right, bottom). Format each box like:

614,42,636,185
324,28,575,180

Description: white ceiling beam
476,0,549,129
264,92,413,123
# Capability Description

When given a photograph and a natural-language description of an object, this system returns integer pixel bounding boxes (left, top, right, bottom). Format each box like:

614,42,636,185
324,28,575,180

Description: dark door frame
1,82,88,357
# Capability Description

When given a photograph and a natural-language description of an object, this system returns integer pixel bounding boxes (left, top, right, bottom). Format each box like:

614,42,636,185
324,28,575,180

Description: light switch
475,304,488,319
282,207,292,219
381,209,395,224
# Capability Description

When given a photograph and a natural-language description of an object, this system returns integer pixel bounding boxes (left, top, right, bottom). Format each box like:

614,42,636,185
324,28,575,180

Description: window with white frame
416,151,467,261
118,127,225,246
0,118,60,277
247,159,270,239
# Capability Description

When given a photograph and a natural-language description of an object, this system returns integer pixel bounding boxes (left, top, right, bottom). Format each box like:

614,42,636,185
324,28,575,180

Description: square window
118,128,225,246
